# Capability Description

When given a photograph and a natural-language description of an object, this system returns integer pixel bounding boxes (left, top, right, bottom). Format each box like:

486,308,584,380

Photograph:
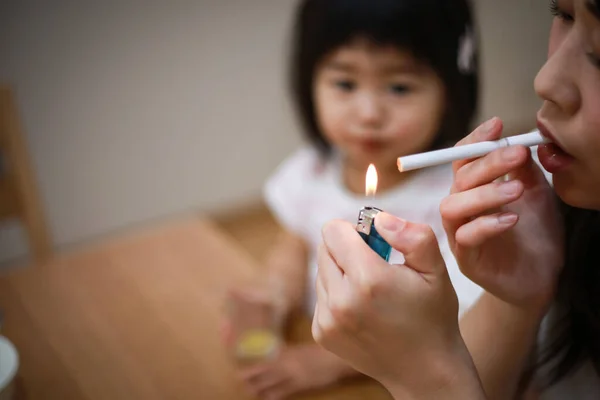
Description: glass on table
225,283,284,365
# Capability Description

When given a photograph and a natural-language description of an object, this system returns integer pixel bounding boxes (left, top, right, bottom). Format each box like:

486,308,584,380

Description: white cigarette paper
397,129,550,172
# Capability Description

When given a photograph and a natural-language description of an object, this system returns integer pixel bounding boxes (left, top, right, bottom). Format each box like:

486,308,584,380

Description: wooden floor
0,207,391,400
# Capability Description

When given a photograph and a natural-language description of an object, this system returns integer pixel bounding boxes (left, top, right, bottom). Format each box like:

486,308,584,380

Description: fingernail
498,213,518,225
377,213,406,233
479,118,496,138
500,180,521,196
503,146,521,162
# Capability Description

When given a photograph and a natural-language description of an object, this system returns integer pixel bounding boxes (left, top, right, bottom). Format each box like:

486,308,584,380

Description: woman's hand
312,213,485,399
440,117,564,315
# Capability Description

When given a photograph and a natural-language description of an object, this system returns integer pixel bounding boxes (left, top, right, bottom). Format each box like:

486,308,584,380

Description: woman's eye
550,0,574,22
389,84,410,95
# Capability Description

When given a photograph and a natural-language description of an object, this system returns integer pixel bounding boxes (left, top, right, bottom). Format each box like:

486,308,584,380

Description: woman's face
535,0,600,209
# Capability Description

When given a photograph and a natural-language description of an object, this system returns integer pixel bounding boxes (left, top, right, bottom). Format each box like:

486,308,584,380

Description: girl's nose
355,92,384,127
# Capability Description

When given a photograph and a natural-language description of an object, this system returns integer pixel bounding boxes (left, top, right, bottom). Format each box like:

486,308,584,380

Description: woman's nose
534,25,581,116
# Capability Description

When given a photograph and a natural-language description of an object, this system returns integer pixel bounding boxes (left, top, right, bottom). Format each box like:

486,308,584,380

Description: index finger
317,242,342,293
452,117,504,174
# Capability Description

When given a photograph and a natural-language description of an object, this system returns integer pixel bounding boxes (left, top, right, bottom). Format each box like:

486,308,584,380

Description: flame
365,164,378,197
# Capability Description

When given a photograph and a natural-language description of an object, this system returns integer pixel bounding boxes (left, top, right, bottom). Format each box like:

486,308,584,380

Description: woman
312,0,600,398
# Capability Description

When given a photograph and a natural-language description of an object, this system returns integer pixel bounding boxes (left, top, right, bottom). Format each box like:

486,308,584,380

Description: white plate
0,336,18,390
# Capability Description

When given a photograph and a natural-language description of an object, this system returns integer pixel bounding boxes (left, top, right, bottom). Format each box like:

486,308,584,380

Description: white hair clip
457,26,475,74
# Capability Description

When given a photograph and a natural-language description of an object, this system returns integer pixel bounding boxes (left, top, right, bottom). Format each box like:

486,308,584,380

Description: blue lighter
356,206,392,262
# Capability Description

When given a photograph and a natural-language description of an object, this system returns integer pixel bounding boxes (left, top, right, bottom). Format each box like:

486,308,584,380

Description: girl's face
535,0,600,209
313,37,446,173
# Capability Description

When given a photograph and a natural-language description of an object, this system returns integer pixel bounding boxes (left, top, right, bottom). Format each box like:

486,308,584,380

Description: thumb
374,212,446,277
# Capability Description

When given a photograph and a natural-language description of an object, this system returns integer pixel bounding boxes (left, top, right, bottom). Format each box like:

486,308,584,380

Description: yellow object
236,329,279,359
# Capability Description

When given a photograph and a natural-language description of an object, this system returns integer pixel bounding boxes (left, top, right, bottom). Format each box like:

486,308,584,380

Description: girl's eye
333,80,356,91
389,84,410,95
550,0,574,22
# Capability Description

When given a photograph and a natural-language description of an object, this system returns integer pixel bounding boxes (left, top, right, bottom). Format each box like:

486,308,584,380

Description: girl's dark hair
536,203,600,387
289,0,479,155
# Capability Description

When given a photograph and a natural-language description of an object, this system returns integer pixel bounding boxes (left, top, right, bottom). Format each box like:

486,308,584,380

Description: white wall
0,0,304,264
0,0,551,264
474,0,551,128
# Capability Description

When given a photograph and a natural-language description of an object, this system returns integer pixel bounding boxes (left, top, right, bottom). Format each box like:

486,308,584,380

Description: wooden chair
0,85,52,262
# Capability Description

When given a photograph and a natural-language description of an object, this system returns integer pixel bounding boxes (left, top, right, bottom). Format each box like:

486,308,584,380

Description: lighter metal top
356,206,382,236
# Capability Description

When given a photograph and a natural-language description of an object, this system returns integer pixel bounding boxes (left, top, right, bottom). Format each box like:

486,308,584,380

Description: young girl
312,0,600,399
223,0,481,398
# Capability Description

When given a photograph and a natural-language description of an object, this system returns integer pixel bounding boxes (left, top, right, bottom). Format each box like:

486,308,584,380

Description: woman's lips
536,120,575,173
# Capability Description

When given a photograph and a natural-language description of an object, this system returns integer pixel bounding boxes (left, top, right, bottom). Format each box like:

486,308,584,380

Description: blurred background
0,0,550,265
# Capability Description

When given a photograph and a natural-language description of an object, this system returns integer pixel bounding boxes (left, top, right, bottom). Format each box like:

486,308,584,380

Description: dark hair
535,203,600,387
289,0,479,155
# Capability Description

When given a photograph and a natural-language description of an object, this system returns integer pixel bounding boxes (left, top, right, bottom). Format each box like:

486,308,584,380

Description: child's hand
237,344,357,400
219,283,286,353
312,215,485,399
440,117,564,314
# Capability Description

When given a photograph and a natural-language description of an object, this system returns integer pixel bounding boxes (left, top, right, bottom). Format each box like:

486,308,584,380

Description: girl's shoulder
262,145,334,236
266,145,330,187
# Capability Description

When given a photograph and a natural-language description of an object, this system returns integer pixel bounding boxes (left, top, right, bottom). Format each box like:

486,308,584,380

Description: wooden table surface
0,218,390,400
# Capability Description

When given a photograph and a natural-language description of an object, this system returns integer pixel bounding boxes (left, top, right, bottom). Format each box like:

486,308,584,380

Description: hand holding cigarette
397,127,550,172
437,117,563,311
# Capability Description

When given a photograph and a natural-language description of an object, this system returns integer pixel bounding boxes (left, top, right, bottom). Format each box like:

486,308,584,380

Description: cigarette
397,129,550,172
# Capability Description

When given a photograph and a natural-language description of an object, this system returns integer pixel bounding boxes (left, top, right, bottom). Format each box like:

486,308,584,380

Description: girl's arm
264,229,309,316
